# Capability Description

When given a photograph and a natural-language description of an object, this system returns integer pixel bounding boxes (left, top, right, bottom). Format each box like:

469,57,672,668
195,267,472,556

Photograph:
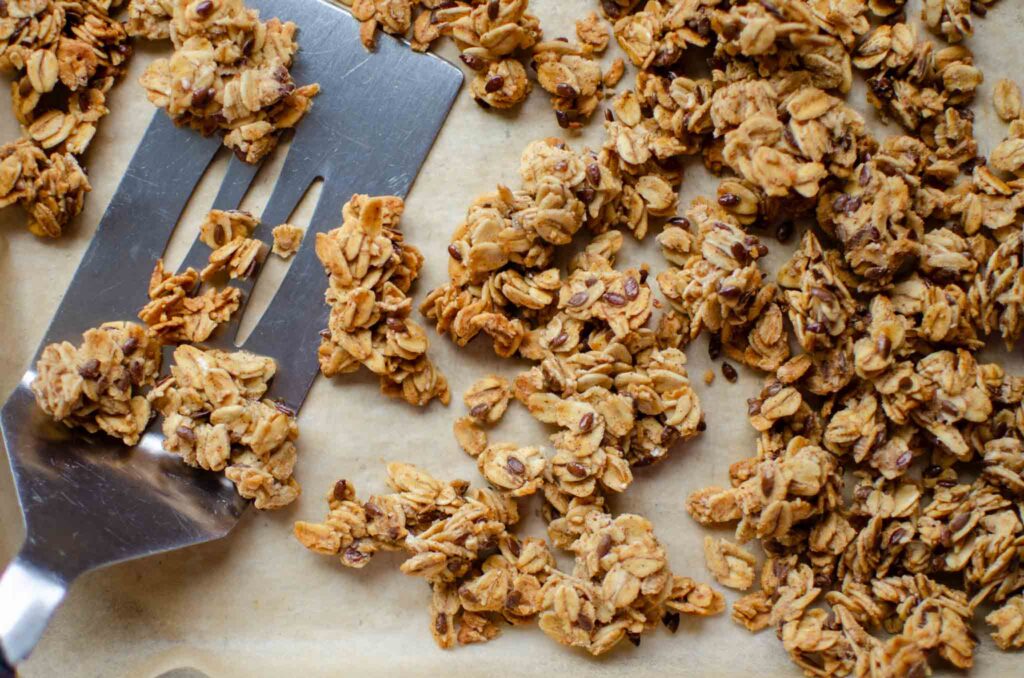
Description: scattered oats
575,11,610,53
703,536,756,590
272,223,304,259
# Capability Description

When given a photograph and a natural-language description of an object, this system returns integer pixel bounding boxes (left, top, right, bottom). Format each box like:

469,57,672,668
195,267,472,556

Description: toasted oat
575,11,610,53
149,344,300,509
994,79,1022,122
464,375,512,425
32,322,160,445
703,537,756,590
272,223,304,258
317,194,449,407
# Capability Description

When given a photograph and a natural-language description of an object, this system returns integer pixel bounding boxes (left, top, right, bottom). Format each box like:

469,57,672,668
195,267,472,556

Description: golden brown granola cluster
31,322,161,445
0,0,130,236
412,0,1024,671
316,194,450,407
341,0,624,126
132,0,320,163
149,344,301,509
295,462,722,653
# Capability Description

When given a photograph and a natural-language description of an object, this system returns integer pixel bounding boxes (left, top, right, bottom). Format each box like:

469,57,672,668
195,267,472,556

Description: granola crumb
704,369,715,385
272,223,304,259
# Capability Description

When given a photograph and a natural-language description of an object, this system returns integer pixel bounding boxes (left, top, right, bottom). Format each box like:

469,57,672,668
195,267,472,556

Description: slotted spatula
0,0,461,670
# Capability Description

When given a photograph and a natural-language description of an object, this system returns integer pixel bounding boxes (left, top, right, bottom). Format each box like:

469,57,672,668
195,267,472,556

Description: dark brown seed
344,546,367,563
937,479,957,488
576,187,596,203
556,82,579,98
507,537,521,558
627,632,641,647
896,451,912,469
766,381,783,396
604,108,614,122
506,457,525,475
603,291,626,306
175,426,196,443
460,53,485,71
708,334,722,360
586,163,601,186
576,614,593,631
332,480,349,501
447,243,463,261
191,87,213,107
718,193,740,207
761,467,775,498
568,291,589,307
950,512,970,532
639,268,649,284
78,359,100,380
364,501,382,518
876,335,891,358
504,591,522,609
319,328,331,339
810,286,835,304
550,332,568,348
121,337,139,354
579,412,595,432
485,75,504,93
662,612,680,633
730,241,750,264
470,404,490,419
889,528,906,546
195,0,213,17
667,216,690,230
923,464,943,477
717,284,741,299
567,461,588,477
487,0,499,19
722,362,738,383
775,221,793,242
435,613,448,635
474,97,491,109
386,317,407,333
555,110,571,128
623,277,639,300
747,399,762,416
597,534,612,558
128,360,144,386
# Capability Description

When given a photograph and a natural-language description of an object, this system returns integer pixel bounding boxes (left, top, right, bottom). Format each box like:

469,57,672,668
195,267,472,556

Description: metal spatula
0,0,461,669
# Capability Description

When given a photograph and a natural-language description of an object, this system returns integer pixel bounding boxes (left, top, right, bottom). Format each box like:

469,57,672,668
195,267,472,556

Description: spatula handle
0,550,68,670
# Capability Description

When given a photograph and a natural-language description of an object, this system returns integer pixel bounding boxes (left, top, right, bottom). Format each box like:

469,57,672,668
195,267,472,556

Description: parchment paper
2,2,1024,676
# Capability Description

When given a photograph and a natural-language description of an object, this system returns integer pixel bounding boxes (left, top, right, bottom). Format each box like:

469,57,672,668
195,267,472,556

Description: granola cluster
316,194,449,407
149,344,301,509
413,0,1024,672
295,463,722,653
31,322,161,445
0,0,130,235
132,0,320,163
341,0,622,125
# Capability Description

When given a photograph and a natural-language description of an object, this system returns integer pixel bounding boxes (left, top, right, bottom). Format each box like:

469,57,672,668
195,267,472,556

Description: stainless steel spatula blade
0,0,461,669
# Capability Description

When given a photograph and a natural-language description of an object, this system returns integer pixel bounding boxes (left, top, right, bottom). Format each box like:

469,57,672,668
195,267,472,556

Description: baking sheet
2,1,1023,676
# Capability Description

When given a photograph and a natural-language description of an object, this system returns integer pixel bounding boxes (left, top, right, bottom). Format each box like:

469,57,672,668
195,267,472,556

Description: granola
31,322,160,445
316,194,449,407
132,0,320,163
271,223,304,258
0,0,129,236
148,344,301,509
